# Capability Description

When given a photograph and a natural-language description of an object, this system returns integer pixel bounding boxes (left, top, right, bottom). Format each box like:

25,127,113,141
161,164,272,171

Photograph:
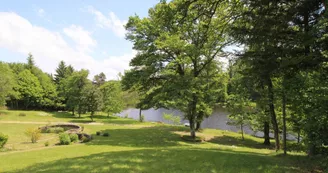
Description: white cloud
87,6,127,38
37,8,45,17
63,25,97,52
0,12,135,79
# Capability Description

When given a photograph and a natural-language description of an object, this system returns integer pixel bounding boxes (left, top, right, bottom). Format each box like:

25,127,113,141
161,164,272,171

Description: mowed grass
0,110,320,173
0,123,58,151
0,110,152,125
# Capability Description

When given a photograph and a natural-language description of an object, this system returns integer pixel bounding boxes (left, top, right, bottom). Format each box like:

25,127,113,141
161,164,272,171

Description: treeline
121,0,328,156
0,54,126,119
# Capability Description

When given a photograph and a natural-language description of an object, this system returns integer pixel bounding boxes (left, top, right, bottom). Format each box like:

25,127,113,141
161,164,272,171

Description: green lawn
0,110,152,125
0,110,321,173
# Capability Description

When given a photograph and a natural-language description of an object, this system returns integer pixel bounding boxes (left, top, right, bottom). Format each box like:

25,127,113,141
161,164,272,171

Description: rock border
39,124,92,142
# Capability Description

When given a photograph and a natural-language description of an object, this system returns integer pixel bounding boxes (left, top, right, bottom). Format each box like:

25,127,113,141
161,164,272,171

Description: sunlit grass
0,110,319,173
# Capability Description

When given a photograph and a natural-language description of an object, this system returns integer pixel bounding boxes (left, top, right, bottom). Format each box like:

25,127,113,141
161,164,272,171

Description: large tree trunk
139,109,142,122
195,121,201,131
267,77,280,150
282,92,287,155
189,118,196,139
264,121,271,145
189,94,198,139
90,112,94,122
308,143,316,156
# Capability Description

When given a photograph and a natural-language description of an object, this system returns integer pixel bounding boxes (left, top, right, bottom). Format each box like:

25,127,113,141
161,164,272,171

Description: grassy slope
0,110,319,173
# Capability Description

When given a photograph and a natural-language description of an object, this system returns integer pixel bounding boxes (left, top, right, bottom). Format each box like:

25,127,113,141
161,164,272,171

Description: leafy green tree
100,81,124,117
123,0,231,138
0,62,15,106
83,83,103,121
65,70,90,117
16,70,43,109
227,94,252,141
93,72,106,87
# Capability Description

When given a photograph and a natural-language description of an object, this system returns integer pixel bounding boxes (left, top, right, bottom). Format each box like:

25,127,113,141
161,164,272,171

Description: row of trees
0,0,326,156
0,54,125,120
121,0,328,156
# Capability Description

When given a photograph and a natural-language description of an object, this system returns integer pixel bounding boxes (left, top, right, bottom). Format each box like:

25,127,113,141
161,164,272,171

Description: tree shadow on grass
87,125,187,148
207,135,275,150
7,148,313,173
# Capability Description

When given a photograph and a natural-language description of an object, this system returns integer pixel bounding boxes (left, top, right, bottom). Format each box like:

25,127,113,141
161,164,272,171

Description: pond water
117,106,298,141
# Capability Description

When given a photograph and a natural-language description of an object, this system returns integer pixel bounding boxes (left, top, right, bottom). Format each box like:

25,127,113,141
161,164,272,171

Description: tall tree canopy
123,0,232,138
100,81,124,117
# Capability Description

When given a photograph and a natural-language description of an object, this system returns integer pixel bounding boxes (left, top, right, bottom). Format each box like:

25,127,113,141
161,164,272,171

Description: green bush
59,133,71,145
44,141,49,147
124,114,129,118
0,133,8,148
69,133,79,143
46,127,65,134
103,132,109,137
81,135,91,143
18,113,26,117
25,128,41,143
140,114,145,122
96,131,101,136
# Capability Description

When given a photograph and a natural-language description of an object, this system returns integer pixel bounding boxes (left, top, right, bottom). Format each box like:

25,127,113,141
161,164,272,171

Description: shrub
0,133,8,148
81,125,84,132
96,131,101,136
69,133,79,143
124,114,129,118
25,128,41,143
45,127,65,134
81,135,91,143
163,113,181,125
44,141,49,147
140,114,145,122
103,132,110,137
59,133,71,145
18,113,26,117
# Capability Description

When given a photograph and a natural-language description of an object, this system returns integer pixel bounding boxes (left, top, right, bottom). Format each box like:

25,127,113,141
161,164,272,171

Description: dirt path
0,121,104,125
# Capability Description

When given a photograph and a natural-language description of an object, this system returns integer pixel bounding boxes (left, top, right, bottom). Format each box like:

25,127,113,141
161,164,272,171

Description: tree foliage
0,62,15,106
123,0,231,138
100,81,124,117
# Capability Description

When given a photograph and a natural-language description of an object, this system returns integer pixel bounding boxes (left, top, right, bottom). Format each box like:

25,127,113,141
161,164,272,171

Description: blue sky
0,0,159,79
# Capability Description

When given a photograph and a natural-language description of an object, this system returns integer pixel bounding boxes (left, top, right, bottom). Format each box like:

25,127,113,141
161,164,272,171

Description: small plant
0,133,8,148
96,131,101,136
124,114,129,118
140,114,145,122
69,133,79,143
103,132,110,137
45,127,65,134
18,113,26,117
25,128,41,143
59,133,71,145
80,125,84,132
44,141,49,147
81,135,91,143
